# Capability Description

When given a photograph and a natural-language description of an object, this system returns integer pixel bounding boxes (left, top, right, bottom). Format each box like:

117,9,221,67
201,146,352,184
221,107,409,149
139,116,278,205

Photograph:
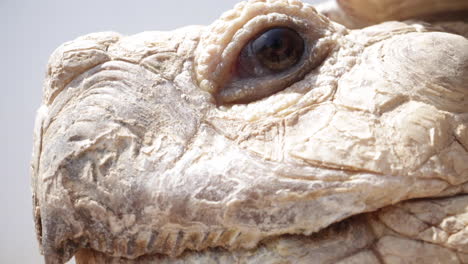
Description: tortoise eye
217,26,311,104
208,18,334,105
238,27,305,77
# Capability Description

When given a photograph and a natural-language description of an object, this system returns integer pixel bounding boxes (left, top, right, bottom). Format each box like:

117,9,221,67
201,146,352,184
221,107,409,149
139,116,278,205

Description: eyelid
195,0,329,95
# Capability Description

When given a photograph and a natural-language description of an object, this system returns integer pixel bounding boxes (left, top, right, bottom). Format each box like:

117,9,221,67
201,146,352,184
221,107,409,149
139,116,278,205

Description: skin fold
31,0,468,263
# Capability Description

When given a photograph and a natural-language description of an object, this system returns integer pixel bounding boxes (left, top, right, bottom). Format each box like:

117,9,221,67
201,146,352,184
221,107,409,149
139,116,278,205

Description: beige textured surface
31,0,468,263
317,0,468,28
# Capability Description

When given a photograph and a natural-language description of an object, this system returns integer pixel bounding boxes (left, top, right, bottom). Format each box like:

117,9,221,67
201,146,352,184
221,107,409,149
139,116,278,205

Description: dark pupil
252,27,304,72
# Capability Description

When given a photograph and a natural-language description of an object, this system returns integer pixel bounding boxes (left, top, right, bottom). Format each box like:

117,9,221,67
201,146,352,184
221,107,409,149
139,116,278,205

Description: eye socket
237,27,305,77
195,2,338,106
216,25,319,105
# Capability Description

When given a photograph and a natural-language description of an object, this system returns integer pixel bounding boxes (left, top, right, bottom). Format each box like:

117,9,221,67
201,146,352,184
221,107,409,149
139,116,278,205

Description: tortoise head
31,0,468,262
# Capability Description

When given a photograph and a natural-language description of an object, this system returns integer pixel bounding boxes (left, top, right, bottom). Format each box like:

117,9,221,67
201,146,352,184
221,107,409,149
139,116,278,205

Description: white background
0,0,324,263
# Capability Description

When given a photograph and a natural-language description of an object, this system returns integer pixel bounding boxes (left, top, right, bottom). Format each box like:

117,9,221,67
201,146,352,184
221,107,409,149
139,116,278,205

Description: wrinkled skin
31,0,468,263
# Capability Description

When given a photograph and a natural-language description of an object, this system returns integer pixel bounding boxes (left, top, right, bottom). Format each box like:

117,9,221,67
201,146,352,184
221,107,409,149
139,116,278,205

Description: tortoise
31,0,468,263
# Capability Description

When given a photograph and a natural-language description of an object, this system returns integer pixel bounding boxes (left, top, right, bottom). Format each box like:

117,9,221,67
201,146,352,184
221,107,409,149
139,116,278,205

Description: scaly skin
31,0,468,263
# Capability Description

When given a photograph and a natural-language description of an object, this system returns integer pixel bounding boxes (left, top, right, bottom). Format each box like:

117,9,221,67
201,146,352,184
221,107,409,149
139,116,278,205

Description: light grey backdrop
0,0,324,263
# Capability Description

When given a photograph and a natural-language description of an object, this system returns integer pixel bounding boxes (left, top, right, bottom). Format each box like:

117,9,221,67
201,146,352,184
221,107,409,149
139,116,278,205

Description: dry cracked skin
31,0,468,263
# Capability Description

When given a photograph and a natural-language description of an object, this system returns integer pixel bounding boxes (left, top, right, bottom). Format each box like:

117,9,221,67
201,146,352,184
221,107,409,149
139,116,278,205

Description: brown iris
237,27,305,77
